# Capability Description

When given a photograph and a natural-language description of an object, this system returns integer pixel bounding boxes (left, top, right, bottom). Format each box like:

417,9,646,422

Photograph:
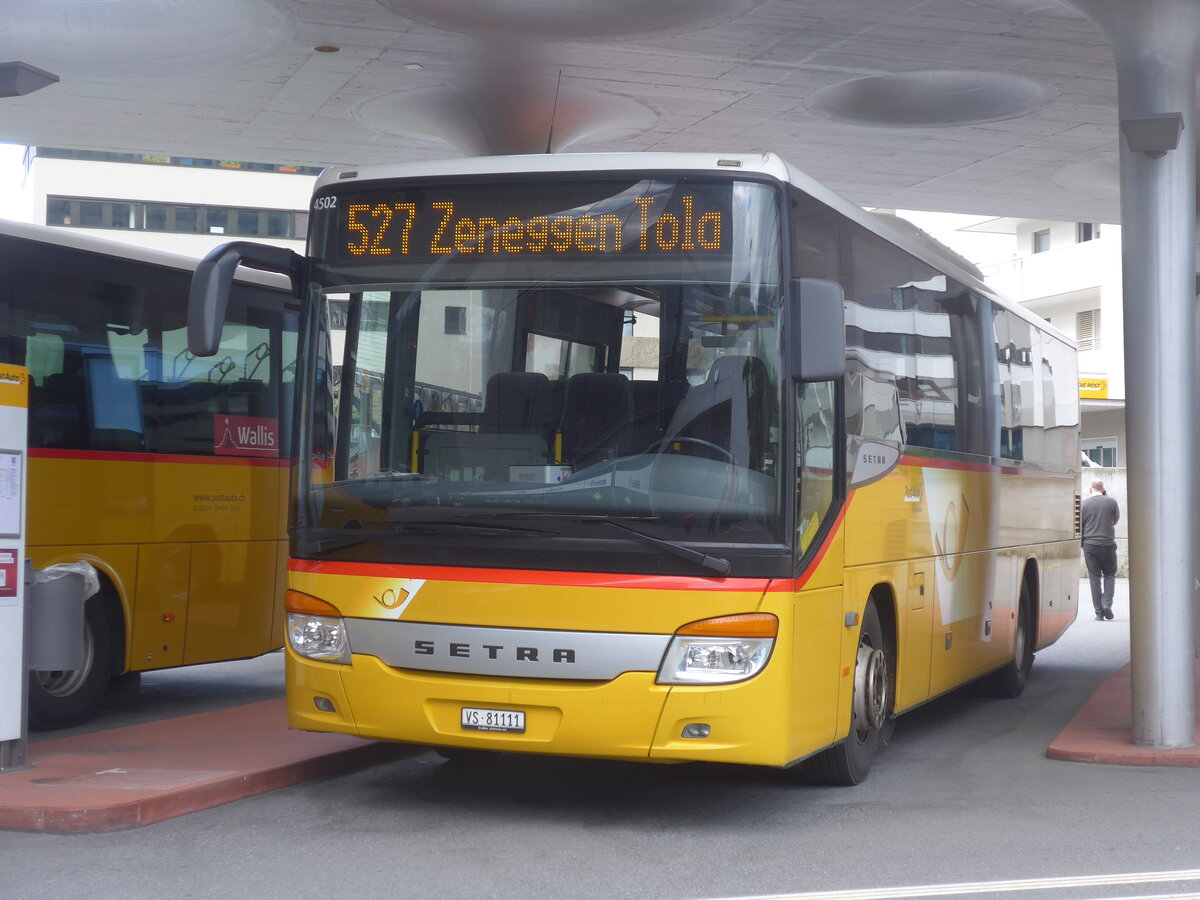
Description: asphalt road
7,579,1200,900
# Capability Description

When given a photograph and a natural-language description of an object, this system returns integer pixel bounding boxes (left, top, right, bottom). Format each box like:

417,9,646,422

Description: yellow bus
191,152,1080,784
0,221,299,728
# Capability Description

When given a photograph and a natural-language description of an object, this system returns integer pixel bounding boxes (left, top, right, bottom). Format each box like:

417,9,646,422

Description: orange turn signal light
285,590,342,617
676,613,778,638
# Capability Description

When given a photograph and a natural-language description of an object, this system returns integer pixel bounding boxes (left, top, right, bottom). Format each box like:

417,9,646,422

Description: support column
1069,0,1200,748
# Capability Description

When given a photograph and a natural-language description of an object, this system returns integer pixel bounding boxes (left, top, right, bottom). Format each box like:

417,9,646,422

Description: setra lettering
410,640,578,664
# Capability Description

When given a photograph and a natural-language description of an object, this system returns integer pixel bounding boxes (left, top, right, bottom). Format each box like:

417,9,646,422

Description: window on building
444,306,466,335
236,209,262,236
47,196,302,239
1032,228,1051,254
45,198,70,226
111,203,135,229
35,146,323,176
206,208,231,234
79,201,104,228
171,206,198,233
1083,437,1117,467
1076,309,1100,351
1077,222,1100,242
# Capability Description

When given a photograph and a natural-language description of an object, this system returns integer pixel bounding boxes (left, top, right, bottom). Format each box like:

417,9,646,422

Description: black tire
802,601,893,786
27,593,115,730
979,578,1035,699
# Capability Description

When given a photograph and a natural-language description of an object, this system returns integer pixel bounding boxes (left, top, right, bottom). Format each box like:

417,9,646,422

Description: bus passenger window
797,380,836,556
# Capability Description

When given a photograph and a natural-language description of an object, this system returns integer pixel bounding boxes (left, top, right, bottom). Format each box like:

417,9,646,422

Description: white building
7,146,318,258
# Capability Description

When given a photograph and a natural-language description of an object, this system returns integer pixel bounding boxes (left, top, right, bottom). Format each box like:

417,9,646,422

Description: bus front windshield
299,175,788,573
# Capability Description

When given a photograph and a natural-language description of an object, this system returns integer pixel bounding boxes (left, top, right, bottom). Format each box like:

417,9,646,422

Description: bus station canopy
0,0,1134,226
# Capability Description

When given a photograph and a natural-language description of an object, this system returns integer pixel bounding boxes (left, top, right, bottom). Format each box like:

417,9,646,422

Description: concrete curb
0,698,412,833
1046,660,1200,767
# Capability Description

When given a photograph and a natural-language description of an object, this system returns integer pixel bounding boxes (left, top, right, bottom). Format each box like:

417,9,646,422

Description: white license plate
461,707,526,734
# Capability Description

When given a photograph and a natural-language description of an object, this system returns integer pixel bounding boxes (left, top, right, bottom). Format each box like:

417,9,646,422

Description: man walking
1081,478,1120,620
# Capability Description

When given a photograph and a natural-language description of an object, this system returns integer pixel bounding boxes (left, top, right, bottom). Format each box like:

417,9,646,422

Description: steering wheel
658,436,736,464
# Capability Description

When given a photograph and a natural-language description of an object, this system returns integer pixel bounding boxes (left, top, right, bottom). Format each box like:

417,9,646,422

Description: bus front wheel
802,601,893,786
978,578,1035,699
27,593,115,730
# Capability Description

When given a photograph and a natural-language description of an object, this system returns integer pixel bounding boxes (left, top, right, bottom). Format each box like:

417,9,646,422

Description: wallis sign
214,415,280,458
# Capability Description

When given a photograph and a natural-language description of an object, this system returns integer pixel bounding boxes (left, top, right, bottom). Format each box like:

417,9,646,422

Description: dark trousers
1083,543,1118,613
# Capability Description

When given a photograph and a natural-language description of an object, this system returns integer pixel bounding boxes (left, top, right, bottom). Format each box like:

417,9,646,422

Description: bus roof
0,217,293,292
317,151,1074,348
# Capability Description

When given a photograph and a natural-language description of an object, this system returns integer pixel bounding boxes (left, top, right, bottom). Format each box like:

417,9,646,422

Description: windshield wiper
603,518,731,576
498,513,731,576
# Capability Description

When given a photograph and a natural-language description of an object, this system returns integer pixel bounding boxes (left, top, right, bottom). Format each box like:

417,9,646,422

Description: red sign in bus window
214,415,280,458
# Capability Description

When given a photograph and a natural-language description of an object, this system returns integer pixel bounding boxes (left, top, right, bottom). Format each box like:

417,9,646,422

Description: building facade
10,147,318,258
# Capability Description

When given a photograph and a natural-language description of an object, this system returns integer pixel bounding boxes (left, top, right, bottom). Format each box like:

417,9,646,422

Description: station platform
1046,659,1200,767
0,698,412,833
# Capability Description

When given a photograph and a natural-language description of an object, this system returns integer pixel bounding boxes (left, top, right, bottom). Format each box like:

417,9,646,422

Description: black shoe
1095,612,1105,621
1103,608,1114,620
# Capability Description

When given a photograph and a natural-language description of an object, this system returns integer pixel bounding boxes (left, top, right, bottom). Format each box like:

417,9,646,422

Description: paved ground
3,578,1198,900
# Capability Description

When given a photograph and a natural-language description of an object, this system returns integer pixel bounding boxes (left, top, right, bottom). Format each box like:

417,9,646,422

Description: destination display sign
322,179,736,267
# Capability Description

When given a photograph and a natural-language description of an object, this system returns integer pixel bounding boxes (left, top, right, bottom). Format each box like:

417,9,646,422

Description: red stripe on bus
792,494,852,592
28,448,289,467
288,558,774,592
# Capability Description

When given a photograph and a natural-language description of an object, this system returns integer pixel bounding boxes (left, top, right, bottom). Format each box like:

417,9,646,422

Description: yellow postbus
190,152,1080,784
0,221,299,728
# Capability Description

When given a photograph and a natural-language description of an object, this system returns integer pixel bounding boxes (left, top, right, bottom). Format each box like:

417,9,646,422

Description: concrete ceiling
0,0,1133,223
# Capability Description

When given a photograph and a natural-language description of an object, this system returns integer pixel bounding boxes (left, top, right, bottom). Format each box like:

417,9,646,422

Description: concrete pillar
1068,0,1199,748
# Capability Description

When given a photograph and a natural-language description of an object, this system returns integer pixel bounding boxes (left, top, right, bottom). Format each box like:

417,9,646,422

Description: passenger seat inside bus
29,372,86,449
558,372,634,469
482,371,555,440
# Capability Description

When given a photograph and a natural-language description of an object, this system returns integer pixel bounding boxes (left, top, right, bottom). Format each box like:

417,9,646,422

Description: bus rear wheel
27,593,114,730
802,601,892,786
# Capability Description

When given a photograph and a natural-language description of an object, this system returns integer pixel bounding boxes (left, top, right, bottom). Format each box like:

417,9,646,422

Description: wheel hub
853,641,888,733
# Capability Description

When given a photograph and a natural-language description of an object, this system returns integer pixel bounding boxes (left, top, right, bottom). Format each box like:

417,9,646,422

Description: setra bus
0,220,298,728
189,152,1080,784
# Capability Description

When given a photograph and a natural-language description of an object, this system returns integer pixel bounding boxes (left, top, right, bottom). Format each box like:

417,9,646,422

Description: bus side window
26,332,84,449
796,380,836,556
86,354,146,452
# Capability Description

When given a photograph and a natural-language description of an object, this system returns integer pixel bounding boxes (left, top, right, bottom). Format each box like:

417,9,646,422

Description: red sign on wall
0,549,18,600
214,415,280,458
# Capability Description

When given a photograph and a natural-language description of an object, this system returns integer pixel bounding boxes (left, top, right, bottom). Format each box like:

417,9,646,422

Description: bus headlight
287,613,351,663
285,590,351,664
656,613,777,685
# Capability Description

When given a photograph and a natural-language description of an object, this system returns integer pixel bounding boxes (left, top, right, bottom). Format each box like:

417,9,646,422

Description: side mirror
788,277,846,382
188,241,302,357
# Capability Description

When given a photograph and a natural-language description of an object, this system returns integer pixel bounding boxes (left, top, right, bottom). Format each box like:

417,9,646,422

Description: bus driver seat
660,354,768,469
